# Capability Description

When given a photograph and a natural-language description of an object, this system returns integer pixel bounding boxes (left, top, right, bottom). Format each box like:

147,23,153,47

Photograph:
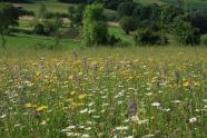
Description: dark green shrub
201,34,207,46
107,35,121,46
33,23,45,35
135,27,168,45
119,16,137,34
189,11,207,34
91,21,108,45
68,5,85,27
33,18,62,36
117,1,136,16
160,5,184,30
0,3,20,48
43,20,59,35
103,9,118,21
173,19,200,45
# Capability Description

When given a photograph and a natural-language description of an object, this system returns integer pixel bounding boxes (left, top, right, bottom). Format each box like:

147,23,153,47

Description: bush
117,1,136,16
33,23,45,35
103,9,118,21
160,5,184,30
120,16,137,34
201,34,207,46
173,19,200,45
189,11,207,34
68,5,85,27
0,3,20,48
107,35,121,46
135,27,168,45
91,21,108,45
43,20,60,36
33,18,62,36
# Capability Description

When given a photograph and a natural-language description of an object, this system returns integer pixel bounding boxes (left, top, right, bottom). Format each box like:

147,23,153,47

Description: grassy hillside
15,0,73,14
13,0,207,14
135,0,207,10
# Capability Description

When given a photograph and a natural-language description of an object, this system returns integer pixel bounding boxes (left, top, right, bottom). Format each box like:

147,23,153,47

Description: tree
135,27,168,46
68,5,85,27
173,18,200,45
0,3,19,48
120,16,137,34
189,11,207,34
83,4,109,46
117,1,136,17
53,16,63,48
160,5,184,31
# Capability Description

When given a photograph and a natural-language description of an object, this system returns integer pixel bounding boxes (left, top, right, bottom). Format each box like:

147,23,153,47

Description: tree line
1,0,207,48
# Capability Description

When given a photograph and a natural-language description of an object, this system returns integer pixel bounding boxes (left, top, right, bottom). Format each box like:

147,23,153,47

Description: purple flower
128,101,137,117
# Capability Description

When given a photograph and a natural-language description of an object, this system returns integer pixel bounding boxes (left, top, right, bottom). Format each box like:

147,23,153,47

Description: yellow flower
78,94,87,100
70,91,76,96
36,105,48,112
183,80,190,87
40,120,47,126
36,71,41,77
24,103,36,108
194,82,200,86
78,72,83,76
69,75,73,80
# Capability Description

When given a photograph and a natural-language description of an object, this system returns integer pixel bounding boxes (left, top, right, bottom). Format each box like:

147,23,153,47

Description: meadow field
1,0,207,137
0,47,207,137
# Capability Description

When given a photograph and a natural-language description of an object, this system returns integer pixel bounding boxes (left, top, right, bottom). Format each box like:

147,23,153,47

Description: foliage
83,4,109,46
117,1,136,17
119,16,137,34
0,3,19,48
103,9,118,21
68,5,85,27
33,23,45,35
135,27,168,45
173,18,200,45
160,4,184,29
201,34,207,46
0,0,32,2
189,11,207,34
59,0,133,10
58,0,94,4
33,17,63,37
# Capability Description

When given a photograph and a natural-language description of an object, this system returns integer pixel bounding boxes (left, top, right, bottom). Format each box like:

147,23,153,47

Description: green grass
0,33,81,51
135,0,164,5
109,26,135,46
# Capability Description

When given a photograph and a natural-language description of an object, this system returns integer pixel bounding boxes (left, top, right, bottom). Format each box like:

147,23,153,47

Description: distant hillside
2,0,207,11
135,0,207,11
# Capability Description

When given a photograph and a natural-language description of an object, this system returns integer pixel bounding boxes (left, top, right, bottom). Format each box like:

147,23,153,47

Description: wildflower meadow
0,47,207,138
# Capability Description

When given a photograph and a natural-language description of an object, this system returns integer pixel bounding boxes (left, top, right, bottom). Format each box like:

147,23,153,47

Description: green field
17,1,72,14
